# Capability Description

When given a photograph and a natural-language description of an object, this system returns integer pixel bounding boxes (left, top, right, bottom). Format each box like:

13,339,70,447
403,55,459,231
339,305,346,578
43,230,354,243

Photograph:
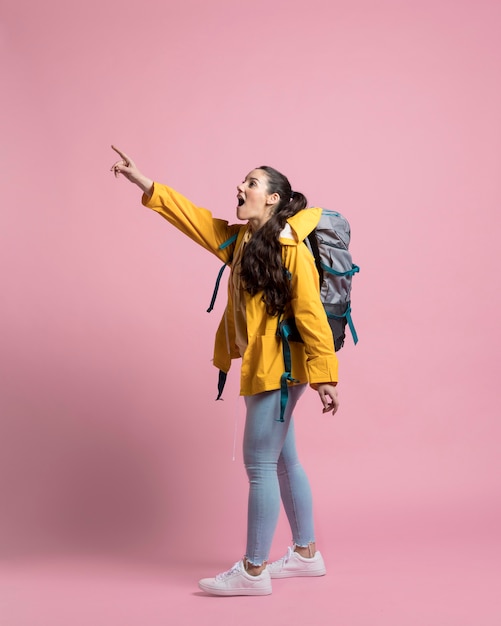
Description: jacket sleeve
288,243,339,384
142,183,240,263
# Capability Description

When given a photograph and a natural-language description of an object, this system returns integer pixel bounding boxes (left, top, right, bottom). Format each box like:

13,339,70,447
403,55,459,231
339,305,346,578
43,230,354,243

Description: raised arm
110,145,241,263
110,145,154,197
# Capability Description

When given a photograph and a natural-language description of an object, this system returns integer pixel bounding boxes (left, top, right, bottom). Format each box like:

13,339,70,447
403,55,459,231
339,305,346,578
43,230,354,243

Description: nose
237,182,245,193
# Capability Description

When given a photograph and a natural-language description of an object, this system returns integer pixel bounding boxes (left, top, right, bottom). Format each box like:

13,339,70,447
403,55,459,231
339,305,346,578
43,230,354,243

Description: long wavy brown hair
239,166,308,316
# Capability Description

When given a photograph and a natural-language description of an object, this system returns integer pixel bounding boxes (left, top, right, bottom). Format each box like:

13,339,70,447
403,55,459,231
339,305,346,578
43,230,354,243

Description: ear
266,192,280,206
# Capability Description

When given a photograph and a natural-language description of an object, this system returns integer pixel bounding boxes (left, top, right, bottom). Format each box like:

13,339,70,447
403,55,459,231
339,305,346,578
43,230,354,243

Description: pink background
1,0,500,623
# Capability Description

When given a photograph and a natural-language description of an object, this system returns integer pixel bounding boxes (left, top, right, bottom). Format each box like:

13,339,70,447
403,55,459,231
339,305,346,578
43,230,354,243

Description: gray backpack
306,208,359,350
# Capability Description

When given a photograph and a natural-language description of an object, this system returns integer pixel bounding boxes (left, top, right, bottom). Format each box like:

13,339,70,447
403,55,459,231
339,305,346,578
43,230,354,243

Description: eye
249,180,256,187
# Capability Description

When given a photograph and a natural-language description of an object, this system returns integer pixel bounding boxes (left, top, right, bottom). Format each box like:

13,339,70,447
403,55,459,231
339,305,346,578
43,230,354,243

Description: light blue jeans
243,384,315,565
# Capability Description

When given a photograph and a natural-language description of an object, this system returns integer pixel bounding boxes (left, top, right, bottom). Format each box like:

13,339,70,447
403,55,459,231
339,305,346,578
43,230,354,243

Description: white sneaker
198,560,272,596
267,547,326,578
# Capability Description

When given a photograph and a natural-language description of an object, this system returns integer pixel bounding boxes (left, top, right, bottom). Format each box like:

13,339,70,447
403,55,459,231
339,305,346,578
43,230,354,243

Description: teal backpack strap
219,233,238,250
206,233,239,313
277,315,300,423
326,305,359,345
320,262,360,278
206,233,239,312
319,262,359,346
345,307,358,345
276,269,300,422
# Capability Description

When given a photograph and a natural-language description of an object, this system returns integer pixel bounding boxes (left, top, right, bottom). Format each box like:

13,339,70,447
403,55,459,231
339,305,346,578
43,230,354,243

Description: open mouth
237,197,245,207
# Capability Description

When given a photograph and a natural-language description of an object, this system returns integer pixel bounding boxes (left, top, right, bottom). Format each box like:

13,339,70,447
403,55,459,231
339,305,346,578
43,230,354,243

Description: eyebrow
247,177,259,183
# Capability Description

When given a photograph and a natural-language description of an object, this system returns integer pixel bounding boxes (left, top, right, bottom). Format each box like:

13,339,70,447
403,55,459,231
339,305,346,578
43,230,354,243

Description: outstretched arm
110,145,154,197
110,145,240,263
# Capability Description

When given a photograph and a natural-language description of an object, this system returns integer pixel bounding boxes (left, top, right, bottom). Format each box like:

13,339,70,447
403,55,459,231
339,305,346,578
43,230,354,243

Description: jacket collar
280,207,322,245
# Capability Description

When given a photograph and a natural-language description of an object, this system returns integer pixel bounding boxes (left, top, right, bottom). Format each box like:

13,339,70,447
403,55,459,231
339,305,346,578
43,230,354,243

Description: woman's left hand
315,383,339,415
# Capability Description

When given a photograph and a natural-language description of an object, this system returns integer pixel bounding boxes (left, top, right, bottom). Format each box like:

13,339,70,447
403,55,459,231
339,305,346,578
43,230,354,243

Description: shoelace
276,547,294,567
215,561,242,581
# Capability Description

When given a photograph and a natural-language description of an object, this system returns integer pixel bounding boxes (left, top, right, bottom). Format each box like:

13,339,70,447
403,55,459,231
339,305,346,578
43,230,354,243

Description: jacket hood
282,207,322,244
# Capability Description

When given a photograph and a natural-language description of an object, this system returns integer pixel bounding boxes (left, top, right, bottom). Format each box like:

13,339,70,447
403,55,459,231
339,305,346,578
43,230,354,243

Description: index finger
111,145,130,161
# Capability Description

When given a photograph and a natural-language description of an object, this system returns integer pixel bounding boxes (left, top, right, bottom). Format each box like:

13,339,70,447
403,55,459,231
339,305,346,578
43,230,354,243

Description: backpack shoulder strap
306,231,323,285
206,230,244,312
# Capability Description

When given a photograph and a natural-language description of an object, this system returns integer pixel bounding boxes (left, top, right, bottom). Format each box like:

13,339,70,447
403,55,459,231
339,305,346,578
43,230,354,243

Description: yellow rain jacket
143,184,338,396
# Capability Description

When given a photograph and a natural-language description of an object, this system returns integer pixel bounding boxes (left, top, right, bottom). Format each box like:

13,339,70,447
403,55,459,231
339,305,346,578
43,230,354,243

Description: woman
110,146,339,596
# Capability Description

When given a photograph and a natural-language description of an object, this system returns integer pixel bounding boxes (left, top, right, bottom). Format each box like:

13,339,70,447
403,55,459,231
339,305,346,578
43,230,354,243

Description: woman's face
236,169,279,230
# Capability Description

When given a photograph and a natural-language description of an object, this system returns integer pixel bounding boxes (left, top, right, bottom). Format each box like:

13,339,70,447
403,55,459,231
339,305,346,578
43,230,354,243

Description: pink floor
2,537,500,626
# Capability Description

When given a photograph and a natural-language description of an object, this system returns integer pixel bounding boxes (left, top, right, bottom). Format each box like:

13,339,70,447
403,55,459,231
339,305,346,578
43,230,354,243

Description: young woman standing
111,146,339,596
